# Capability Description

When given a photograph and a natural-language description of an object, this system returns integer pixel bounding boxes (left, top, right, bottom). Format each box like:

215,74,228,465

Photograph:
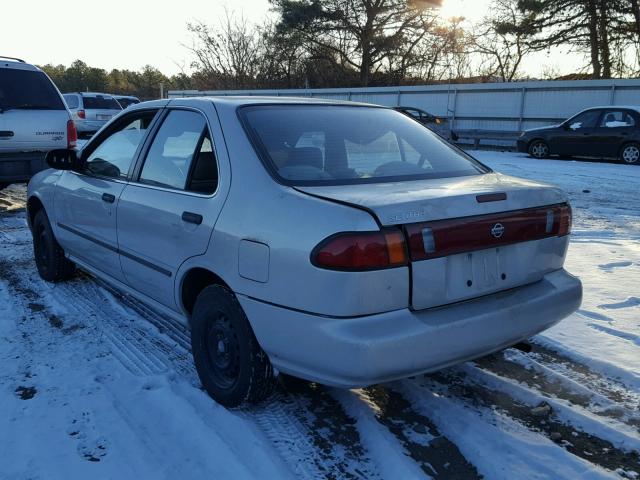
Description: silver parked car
63,92,122,137
27,97,582,407
0,56,76,189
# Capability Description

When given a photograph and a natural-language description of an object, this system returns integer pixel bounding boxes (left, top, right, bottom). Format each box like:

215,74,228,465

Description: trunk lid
298,173,570,310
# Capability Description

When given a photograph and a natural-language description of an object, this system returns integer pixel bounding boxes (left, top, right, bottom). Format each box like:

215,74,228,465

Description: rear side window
84,111,156,179
64,94,79,109
0,69,65,111
140,110,218,194
241,105,487,186
82,96,122,110
600,111,635,128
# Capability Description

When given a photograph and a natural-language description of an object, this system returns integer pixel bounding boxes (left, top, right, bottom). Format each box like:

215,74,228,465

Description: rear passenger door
592,109,638,158
117,107,224,310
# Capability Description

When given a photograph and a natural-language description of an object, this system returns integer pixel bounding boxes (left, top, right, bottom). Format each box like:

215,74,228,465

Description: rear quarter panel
180,102,409,317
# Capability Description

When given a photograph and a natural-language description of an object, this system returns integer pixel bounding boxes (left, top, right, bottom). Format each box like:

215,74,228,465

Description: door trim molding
57,222,172,277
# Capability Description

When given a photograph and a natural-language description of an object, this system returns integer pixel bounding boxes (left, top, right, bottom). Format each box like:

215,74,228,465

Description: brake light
558,204,572,236
312,230,408,271
77,110,86,119
66,120,77,149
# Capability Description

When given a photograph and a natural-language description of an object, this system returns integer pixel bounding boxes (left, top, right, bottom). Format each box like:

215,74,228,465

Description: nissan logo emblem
491,223,505,239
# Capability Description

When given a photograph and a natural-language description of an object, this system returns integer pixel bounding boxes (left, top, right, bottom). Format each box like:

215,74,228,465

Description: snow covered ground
0,151,638,480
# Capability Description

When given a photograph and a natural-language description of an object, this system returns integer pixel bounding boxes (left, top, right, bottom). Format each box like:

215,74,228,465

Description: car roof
65,92,118,98
583,105,640,113
0,57,41,72
167,95,377,108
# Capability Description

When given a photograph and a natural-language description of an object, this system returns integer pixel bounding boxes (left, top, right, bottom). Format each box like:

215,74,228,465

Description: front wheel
190,285,276,407
528,140,550,159
32,209,75,282
619,143,640,165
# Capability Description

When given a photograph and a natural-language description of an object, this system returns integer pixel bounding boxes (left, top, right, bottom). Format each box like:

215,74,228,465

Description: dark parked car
394,106,458,141
517,106,640,165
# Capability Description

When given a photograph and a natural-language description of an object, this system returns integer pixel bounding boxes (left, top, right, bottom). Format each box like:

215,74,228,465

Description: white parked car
63,92,122,137
27,97,582,407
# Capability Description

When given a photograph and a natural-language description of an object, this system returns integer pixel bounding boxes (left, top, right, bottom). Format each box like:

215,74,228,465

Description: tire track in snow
361,385,482,479
247,380,382,480
475,350,640,433
529,343,640,408
424,369,640,476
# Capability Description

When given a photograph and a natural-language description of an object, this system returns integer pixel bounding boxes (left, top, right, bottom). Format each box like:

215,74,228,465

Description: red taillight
67,120,77,149
312,230,408,271
405,203,572,261
77,110,86,119
558,204,572,236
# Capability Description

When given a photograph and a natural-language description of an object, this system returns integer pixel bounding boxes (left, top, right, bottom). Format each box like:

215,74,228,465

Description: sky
3,0,582,78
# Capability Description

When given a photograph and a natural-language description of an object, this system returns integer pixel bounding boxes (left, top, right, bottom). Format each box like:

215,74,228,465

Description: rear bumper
240,269,582,387
0,151,47,183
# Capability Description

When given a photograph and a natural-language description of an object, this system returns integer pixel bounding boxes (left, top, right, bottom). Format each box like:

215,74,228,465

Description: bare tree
471,0,533,81
186,11,265,89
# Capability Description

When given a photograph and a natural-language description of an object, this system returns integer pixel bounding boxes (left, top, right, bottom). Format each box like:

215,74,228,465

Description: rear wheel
190,285,276,407
32,209,75,282
619,143,640,165
528,140,550,159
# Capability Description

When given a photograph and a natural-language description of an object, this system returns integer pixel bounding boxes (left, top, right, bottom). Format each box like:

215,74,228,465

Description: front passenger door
549,109,602,156
117,108,224,310
54,110,159,282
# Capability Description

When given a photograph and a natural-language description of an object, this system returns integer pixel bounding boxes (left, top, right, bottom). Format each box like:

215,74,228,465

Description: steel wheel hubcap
205,314,240,389
623,146,639,163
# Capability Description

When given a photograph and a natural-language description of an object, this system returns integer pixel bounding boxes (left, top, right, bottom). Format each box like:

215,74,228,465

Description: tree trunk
630,0,640,38
586,0,602,78
598,0,612,78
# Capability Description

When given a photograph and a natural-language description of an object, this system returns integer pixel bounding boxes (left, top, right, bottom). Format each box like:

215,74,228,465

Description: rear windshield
0,69,65,111
240,105,487,185
117,98,139,108
63,94,79,109
82,96,122,110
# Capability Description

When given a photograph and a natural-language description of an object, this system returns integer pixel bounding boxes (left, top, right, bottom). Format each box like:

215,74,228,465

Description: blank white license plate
97,114,111,120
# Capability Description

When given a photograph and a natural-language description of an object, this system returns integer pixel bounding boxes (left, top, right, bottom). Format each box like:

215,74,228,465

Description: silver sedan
27,97,582,407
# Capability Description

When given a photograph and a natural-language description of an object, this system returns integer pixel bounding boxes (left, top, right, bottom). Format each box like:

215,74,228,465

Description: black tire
528,140,550,159
191,285,275,407
32,209,75,282
619,142,640,165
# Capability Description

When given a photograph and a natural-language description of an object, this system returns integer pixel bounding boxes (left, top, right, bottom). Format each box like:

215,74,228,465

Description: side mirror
46,149,81,171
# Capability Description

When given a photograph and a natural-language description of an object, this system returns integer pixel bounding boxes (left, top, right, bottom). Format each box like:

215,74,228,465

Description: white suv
0,56,76,189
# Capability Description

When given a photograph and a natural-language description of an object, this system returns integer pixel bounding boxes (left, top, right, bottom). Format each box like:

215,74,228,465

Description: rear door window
599,111,636,128
0,69,65,111
139,109,218,194
82,96,122,110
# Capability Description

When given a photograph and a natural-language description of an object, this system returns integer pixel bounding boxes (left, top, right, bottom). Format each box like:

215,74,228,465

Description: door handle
182,211,203,225
102,193,115,203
